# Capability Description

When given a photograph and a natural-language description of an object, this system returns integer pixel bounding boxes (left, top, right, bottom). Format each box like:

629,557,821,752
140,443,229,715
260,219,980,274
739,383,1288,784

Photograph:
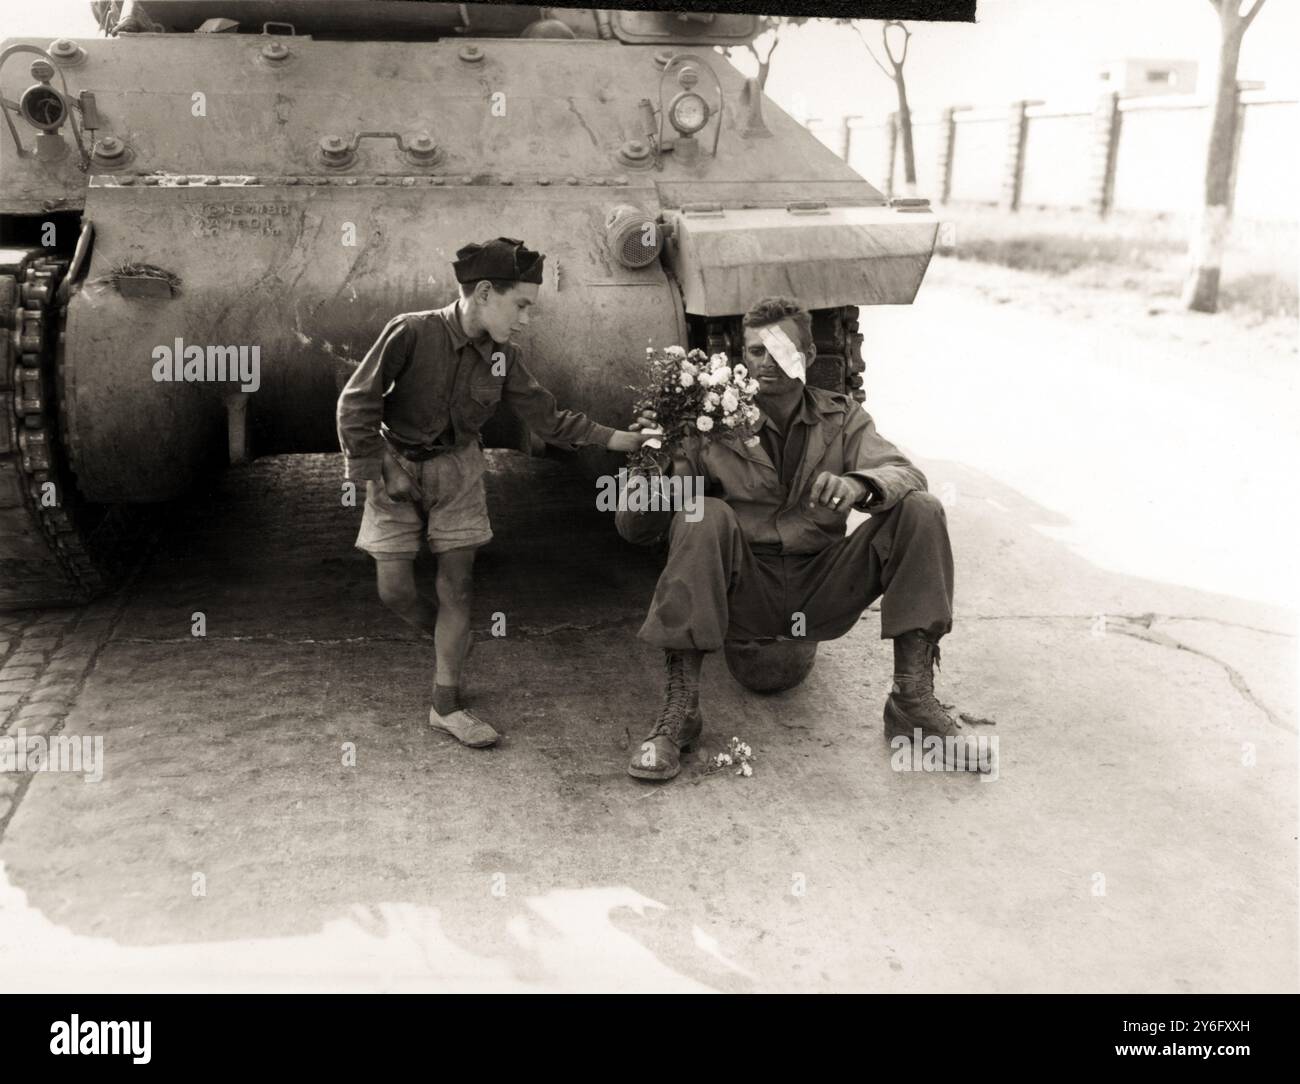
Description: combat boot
628,649,705,781
884,631,987,772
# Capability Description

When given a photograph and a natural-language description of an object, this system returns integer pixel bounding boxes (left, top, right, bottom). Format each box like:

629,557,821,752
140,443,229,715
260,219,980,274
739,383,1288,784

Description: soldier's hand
809,471,867,512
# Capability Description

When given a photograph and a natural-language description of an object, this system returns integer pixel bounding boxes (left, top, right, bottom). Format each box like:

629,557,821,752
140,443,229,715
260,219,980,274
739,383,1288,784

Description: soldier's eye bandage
756,325,807,383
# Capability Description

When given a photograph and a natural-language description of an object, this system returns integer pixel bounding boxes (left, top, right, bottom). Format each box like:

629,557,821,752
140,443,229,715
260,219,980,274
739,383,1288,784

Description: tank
0,1,938,612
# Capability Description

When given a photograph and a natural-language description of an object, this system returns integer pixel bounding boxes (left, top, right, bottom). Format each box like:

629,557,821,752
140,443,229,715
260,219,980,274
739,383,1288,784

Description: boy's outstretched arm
501,355,654,452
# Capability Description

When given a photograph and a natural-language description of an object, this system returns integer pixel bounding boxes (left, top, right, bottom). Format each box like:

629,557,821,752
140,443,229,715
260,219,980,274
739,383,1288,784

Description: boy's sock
432,683,460,717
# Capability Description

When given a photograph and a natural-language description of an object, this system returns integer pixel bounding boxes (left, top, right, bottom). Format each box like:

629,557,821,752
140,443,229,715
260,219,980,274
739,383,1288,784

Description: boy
337,237,655,748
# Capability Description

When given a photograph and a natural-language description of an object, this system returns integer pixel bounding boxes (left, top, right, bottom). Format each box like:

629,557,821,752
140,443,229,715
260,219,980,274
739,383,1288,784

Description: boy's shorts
356,442,493,560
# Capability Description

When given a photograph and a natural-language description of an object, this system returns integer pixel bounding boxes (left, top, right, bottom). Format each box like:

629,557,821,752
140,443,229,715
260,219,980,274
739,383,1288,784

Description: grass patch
936,206,1297,319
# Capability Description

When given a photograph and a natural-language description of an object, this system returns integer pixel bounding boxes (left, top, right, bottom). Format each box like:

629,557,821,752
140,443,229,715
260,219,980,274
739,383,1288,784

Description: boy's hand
608,411,664,454
381,448,419,503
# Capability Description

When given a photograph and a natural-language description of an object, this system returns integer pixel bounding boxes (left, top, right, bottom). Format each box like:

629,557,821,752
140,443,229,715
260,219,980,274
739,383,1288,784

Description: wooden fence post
1089,91,1121,218
1000,99,1036,212
936,106,960,204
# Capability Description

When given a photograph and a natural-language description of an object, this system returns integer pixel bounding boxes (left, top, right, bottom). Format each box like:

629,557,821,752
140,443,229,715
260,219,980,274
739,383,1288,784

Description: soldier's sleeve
614,437,707,546
841,406,927,513
336,316,413,483
501,354,616,450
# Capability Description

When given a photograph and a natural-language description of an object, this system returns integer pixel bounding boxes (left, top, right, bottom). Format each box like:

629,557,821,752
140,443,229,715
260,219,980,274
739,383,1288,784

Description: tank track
0,252,112,608
699,306,866,403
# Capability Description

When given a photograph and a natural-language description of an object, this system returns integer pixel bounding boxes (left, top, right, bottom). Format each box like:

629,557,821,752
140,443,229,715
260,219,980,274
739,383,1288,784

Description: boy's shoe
428,707,499,748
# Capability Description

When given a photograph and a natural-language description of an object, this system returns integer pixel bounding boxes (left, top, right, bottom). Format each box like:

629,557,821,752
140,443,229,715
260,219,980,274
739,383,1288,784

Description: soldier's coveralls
615,386,954,650
336,301,614,557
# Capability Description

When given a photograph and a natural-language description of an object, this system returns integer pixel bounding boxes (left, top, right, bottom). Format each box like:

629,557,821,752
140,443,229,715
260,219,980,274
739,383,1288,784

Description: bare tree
1184,0,1267,313
724,16,809,90
849,21,917,196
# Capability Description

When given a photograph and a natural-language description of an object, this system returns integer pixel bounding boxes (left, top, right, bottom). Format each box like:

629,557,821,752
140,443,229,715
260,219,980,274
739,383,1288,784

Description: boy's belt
383,432,455,462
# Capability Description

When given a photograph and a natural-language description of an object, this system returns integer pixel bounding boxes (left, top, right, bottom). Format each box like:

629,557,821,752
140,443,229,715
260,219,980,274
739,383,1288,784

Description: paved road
0,266,1295,991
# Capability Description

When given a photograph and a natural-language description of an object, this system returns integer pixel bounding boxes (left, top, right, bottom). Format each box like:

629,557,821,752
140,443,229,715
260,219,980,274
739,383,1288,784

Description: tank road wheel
811,306,866,404
0,252,121,609
724,638,819,693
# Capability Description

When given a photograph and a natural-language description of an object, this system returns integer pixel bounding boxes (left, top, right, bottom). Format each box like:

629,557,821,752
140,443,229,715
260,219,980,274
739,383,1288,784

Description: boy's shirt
337,302,614,483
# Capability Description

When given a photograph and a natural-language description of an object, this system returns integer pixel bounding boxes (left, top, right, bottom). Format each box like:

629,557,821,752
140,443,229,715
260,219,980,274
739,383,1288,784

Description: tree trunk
756,58,771,89
1184,8,1247,313
894,71,917,196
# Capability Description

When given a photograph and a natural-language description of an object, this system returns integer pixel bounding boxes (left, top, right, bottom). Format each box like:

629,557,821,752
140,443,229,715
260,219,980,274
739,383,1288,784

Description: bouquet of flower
627,345,762,472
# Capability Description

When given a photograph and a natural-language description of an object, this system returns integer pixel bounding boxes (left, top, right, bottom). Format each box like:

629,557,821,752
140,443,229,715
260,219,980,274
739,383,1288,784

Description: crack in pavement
1108,619,1294,734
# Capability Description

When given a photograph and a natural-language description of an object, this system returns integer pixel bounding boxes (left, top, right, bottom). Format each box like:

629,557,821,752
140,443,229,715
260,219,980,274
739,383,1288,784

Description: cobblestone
15,637,60,654
0,692,22,713
1,666,40,681
26,687,71,705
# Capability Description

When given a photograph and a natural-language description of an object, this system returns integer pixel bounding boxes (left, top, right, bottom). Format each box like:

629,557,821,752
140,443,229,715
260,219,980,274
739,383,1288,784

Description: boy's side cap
453,237,545,285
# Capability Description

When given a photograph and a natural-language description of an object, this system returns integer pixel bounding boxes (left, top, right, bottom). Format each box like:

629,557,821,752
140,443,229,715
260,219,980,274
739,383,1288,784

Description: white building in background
1098,58,1199,97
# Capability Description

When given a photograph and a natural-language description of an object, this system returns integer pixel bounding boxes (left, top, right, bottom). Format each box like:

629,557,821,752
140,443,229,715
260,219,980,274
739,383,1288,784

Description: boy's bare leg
427,545,497,746
375,557,439,637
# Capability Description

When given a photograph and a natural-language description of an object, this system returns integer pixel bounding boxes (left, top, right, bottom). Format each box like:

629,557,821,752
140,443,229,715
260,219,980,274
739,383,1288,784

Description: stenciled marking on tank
194,201,292,237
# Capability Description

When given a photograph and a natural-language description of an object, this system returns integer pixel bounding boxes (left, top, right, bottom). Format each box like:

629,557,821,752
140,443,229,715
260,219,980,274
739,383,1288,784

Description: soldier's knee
900,491,946,519
672,495,734,533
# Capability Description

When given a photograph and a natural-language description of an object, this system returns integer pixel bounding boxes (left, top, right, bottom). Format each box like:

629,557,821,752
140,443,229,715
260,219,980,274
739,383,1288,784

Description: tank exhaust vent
605,206,662,270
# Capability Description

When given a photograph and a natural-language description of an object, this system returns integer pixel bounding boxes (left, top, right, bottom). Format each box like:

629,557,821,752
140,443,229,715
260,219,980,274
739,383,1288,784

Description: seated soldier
617,295,977,781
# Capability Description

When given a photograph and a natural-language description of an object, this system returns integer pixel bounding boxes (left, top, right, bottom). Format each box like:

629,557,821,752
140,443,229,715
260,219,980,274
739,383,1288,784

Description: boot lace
649,652,692,739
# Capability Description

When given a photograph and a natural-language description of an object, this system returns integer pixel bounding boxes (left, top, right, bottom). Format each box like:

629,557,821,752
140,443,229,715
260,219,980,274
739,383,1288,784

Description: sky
2,0,1296,126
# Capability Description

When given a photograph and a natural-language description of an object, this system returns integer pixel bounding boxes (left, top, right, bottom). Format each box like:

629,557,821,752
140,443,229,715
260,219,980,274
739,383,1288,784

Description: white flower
682,360,699,376
745,379,759,396
696,371,714,388
740,761,753,778
746,404,761,423
722,414,738,427
710,354,727,372
721,388,739,413
716,752,732,766
678,371,695,388
733,364,748,380
665,345,686,359
695,415,714,432
704,391,721,409
713,366,732,384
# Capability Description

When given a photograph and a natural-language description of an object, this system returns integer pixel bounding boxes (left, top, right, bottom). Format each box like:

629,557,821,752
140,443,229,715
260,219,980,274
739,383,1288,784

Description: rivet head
401,177,415,186
176,176,190,185
96,136,124,158
564,176,578,185
459,45,484,63
374,176,388,185
537,177,550,186
262,41,290,61
50,39,80,59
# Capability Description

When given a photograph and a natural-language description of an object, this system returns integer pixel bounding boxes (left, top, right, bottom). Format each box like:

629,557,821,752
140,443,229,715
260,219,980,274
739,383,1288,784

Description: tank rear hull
67,180,684,500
